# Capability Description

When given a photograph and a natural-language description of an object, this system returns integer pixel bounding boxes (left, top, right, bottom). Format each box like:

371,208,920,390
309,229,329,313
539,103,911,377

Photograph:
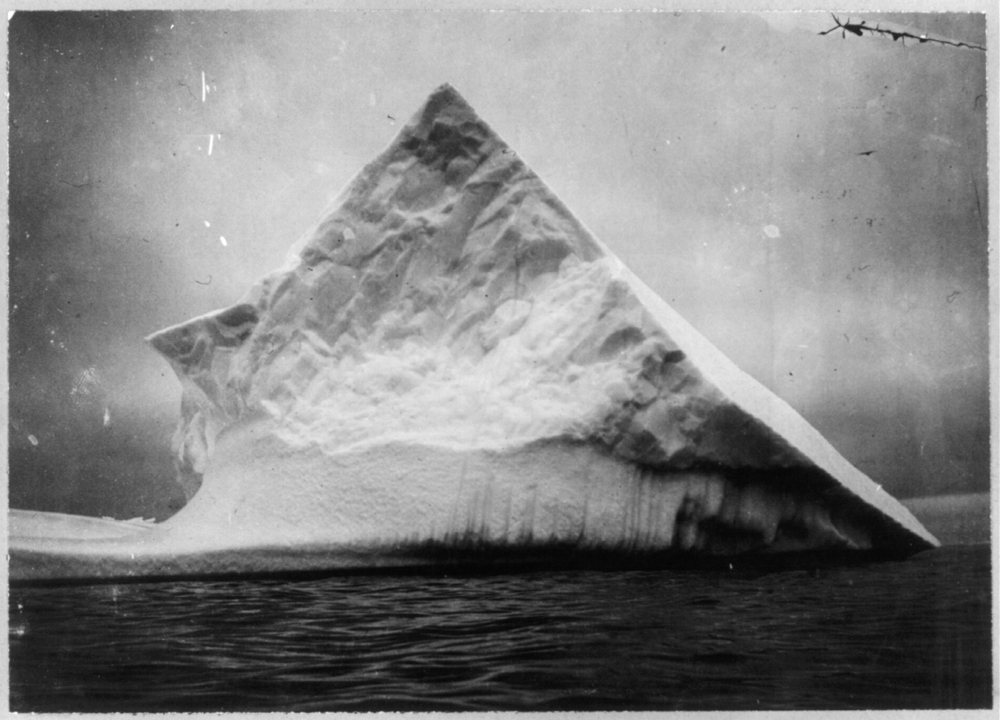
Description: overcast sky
7,11,991,519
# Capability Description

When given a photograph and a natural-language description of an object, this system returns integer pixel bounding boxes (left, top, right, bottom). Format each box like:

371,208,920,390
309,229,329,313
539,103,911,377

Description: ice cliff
9,84,937,582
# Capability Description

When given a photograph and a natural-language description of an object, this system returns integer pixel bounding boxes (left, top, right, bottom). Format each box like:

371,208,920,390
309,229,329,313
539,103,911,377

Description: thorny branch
819,14,985,51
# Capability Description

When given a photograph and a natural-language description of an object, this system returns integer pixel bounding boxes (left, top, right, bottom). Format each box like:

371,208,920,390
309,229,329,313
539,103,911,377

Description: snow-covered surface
10,84,936,582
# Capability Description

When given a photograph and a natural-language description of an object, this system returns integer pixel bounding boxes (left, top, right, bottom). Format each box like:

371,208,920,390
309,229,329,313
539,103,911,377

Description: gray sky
7,11,991,518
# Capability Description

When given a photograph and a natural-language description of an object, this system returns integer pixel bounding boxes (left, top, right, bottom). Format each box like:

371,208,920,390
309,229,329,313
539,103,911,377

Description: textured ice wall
9,437,871,582
167,427,872,553
150,88,809,490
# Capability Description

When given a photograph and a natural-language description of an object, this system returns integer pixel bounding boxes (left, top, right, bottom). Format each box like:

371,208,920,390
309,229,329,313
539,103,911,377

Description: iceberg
9,84,937,582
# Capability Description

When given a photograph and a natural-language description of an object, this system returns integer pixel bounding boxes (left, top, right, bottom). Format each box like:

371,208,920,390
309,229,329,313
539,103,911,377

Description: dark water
9,544,992,711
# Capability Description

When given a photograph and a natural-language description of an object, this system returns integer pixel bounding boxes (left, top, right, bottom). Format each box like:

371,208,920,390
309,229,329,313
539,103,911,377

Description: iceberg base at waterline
8,84,936,583
9,427,929,583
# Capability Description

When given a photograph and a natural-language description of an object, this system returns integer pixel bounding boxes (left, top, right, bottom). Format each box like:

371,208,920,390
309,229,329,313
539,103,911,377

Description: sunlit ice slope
9,84,936,582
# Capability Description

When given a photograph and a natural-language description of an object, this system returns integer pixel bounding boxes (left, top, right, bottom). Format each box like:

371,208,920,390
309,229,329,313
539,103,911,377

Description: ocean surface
9,544,992,712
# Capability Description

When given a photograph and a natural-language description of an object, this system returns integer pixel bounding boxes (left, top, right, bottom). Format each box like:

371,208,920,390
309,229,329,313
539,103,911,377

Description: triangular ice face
10,85,935,582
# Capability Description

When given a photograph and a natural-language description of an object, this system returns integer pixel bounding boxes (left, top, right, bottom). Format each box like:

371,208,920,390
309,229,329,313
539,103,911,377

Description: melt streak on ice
9,85,936,582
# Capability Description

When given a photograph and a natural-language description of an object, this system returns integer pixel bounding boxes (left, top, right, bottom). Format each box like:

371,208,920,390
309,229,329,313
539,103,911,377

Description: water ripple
9,545,992,711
